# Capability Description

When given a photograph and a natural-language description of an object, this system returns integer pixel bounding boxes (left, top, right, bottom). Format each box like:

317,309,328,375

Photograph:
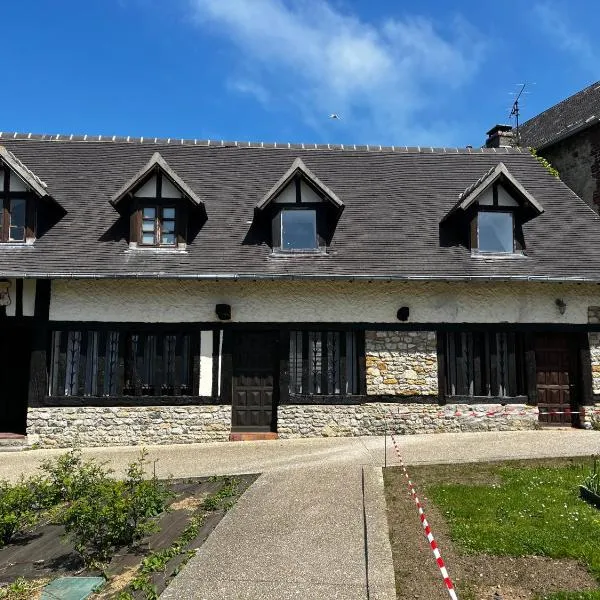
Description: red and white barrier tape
389,432,459,600
389,407,600,419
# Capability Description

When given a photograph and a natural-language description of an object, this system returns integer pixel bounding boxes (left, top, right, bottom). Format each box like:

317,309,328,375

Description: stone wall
582,404,600,430
26,405,231,448
277,403,538,438
588,307,600,395
365,331,438,397
540,123,600,212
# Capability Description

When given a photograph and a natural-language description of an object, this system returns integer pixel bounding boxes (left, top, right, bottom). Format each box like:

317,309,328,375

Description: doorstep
0,433,28,452
229,432,279,442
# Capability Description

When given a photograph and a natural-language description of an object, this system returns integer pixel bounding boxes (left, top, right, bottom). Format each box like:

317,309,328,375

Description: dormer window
0,148,53,245
255,158,344,254
440,162,544,256
477,210,514,253
281,208,317,250
110,152,206,250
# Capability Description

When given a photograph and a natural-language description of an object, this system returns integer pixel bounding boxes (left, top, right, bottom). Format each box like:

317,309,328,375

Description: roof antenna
508,83,533,146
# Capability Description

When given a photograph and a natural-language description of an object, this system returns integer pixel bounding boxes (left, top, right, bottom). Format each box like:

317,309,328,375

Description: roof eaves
256,157,344,211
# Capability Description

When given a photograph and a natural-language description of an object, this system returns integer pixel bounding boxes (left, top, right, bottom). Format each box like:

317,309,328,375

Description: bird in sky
329,113,340,120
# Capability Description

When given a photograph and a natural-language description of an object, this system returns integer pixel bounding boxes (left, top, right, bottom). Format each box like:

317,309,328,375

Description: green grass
426,462,600,598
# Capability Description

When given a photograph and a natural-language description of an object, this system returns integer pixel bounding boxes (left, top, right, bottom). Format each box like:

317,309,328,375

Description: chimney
485,124,515,148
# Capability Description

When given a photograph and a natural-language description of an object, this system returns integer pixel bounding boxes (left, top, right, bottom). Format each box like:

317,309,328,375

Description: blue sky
3,0,598,147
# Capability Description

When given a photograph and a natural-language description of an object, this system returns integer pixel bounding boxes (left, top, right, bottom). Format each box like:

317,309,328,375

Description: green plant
582,456,599,495
529,147,560,178
201,478,238,511
40,449,110,503
61,451,170,565
0,480,39,547
0,577,50,600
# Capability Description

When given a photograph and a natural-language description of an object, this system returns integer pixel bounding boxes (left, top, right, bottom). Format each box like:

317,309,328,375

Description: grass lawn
384,458,600,600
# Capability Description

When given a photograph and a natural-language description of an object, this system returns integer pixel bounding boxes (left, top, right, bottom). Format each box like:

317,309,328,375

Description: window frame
279,206,318,252
288,329,363,396
0,166,32,244
476,207,515,254
49,327,199,398
441,330,527,401
138,203,178,247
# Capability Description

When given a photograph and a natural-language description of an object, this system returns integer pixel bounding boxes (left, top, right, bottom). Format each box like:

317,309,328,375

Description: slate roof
519,81,600,149
0,132,600,282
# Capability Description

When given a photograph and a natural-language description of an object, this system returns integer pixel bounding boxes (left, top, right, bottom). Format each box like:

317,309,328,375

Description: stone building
486,81,600,212
1,132,600,448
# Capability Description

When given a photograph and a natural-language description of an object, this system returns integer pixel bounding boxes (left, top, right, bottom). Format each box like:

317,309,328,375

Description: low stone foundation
277,403,539,437
26,405,231,448
582,404,600,430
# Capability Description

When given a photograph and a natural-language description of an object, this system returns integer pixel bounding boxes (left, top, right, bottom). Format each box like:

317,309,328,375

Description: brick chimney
485,124,515,148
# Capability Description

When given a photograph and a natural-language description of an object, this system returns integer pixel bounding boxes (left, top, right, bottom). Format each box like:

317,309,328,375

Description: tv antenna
508,83,533,145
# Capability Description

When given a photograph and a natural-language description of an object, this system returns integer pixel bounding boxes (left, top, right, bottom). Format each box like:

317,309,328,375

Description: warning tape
390,407,600,419
389,431,459,600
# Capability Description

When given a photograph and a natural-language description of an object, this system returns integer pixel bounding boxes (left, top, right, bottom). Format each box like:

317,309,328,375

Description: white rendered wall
199,330,213,396
49,279,600,324
5,278,36,317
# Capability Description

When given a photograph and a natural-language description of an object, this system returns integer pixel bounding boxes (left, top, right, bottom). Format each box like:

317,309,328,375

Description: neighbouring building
1,132,600,448
486,81,600,212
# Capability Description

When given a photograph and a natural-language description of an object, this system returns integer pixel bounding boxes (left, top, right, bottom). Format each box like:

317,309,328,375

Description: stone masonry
27,405,231,448
588,307,600,396
278,403,538,438
365,330,438,397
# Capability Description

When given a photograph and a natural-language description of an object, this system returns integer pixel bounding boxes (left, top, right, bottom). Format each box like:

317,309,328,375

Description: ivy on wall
528,147,560,179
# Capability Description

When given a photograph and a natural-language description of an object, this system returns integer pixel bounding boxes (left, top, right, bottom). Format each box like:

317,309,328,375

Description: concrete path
0,430,598,482
160,465,396,600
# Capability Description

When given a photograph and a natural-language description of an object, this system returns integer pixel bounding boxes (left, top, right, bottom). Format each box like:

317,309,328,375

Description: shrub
61,451,170,564
0,480,37,547
40,449,109,503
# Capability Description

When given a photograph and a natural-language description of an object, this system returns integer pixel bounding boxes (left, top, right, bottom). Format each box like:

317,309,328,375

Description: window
1,168,29,243
443,331,525,398
50,329,196,397
478,211,514,253
280,209,317,250
140,206,176,246
289,330,360,394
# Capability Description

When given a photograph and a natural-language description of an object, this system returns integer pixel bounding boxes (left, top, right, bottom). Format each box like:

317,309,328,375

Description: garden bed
579,485,600,510
0,451,257,600
384,457,600,600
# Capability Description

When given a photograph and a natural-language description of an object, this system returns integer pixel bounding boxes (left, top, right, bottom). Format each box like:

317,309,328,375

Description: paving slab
159,465,396,600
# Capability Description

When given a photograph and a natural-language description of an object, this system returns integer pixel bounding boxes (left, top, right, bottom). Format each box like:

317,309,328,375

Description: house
485,81,600,212
1,132,600,448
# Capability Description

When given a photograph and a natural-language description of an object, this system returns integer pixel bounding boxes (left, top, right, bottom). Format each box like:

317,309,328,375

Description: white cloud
533,2,598,74
189,0,485,145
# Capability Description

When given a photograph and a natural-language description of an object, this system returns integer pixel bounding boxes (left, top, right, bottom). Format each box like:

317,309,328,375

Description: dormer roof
0,146,49,197
256,157,344,211
442,162,544,222
110,152,204,210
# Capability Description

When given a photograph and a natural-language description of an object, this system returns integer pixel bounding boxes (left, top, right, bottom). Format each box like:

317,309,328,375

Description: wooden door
231,331,278,431
535,334,578,426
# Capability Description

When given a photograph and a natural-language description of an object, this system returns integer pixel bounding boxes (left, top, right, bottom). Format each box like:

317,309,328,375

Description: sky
3,0,599,147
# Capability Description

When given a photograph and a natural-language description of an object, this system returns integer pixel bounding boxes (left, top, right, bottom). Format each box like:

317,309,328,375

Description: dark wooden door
535,334,578,426
231,331,278,431
0,324,31,435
